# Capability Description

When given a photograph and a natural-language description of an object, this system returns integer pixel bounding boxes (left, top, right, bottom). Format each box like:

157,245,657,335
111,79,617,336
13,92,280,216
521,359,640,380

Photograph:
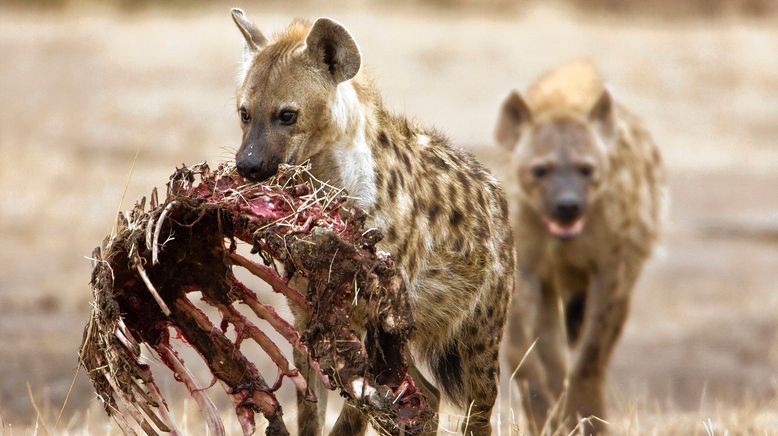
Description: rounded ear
305,18,361,83
495,90,532,150
589,89,615,136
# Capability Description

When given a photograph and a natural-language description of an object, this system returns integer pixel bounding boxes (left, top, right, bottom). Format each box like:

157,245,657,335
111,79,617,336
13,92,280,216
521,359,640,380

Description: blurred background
1,0,778,434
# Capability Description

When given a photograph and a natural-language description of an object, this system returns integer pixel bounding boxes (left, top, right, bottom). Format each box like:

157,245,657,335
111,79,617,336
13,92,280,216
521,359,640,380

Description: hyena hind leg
564,292,586,345
454,316,504,436
461,344,501,435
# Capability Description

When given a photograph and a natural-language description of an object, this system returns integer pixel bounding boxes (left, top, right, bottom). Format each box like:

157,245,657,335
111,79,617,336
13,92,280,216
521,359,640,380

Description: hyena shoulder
599,101,666,252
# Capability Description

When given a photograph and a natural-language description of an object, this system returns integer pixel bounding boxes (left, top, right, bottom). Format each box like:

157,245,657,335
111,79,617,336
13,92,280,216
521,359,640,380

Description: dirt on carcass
80,162,432,435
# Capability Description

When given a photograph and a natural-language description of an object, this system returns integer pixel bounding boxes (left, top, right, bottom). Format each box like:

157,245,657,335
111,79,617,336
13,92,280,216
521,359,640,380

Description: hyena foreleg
290,288,330,436
293,348,329,436
329,403,368,436
535,279,568,398
328,356,439,436
564,260,641,434
507,277,563,435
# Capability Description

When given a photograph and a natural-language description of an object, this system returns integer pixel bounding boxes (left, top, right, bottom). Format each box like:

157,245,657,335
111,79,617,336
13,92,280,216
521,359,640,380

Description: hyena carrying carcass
495,60,665,434
230,9,515,435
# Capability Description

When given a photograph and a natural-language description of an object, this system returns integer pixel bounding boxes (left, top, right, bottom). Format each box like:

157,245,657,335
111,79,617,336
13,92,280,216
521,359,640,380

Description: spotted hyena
230,9,515,435
495,60,665,434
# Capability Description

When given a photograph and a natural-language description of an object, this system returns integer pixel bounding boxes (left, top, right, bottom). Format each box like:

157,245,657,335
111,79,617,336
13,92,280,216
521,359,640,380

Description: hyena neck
322,80,379,211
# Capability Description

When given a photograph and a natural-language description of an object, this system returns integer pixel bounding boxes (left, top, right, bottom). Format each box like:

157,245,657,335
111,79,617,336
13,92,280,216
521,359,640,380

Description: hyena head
495,89,615,239
231,9,361,181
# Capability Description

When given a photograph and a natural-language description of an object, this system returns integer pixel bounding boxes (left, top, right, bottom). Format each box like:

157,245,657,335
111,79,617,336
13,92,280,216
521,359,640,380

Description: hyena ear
495,90,532,150
305,18,361,84
589,89,615,136
231,9,267,80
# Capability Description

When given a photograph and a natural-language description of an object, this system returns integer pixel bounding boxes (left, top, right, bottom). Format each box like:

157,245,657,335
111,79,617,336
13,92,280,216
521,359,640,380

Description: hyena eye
278,110,298,126
578,165,593,177
239,107,250,124
531,165,549,179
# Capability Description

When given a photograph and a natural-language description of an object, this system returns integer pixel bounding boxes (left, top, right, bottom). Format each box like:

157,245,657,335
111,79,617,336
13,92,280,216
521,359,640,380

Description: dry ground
1,1,778,434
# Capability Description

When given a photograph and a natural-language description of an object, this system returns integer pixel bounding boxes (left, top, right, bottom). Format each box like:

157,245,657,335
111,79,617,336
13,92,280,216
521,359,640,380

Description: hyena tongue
544,217,586,239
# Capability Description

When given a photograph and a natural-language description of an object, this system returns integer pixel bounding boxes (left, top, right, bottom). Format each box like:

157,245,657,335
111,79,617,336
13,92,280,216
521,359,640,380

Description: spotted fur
496,59,666,434
230,10,514,435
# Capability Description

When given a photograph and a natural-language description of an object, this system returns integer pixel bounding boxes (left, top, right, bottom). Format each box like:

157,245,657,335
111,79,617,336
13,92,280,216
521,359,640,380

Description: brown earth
1,2,777,434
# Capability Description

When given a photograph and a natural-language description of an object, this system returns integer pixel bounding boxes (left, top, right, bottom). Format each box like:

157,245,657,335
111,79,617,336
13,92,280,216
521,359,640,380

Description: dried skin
79,162,432,435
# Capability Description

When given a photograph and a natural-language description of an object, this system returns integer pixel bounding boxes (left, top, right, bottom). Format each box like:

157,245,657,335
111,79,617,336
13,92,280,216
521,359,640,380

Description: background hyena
230,9,515,435
494,60,666,434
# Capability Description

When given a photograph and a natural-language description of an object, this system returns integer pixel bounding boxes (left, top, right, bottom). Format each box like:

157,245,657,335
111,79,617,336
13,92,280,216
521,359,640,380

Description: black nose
236,157,276,182
236,158,262,181
554,199,582,223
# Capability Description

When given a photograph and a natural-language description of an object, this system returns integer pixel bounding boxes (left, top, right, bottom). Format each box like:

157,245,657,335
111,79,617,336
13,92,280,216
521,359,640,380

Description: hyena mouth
542,216,586,239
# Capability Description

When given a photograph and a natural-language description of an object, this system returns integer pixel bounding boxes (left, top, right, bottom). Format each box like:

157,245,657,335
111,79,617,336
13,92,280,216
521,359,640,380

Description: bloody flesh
79,162,433,436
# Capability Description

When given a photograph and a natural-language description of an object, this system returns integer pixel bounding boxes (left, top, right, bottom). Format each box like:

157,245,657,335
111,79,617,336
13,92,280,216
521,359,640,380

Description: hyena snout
552,194,584,224
236,148,281,182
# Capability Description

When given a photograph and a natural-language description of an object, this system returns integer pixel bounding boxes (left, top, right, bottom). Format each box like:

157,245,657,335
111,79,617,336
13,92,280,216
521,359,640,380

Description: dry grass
1,1,778,434
9,390,778,435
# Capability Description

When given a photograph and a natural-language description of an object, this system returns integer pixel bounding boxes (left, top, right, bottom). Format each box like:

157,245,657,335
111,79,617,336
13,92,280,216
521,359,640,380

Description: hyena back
495,59,665,434
230,9,515,435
